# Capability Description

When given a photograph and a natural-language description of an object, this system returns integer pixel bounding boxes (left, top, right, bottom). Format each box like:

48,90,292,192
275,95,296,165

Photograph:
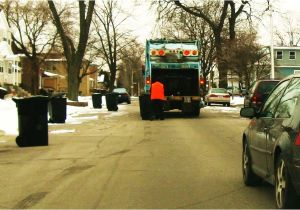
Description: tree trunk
67,63,81,101
214,32,228,88
30,61,40,95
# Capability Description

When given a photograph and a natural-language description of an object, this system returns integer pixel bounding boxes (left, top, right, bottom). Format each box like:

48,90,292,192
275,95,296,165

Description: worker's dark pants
151,99,164,120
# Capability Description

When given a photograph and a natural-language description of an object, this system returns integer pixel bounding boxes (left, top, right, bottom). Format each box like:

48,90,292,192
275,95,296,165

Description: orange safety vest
151,81,165,100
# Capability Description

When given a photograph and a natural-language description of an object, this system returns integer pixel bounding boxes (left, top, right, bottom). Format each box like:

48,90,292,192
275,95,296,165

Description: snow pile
0,98,18,135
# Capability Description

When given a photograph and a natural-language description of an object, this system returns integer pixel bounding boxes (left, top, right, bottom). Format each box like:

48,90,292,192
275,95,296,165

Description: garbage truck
139,39,204,119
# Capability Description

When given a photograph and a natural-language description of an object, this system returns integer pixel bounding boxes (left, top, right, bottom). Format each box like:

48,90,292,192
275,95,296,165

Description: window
260,80,289,118
0,67,3,73
275,78,300,118
276,51,283,59
289,51,296,60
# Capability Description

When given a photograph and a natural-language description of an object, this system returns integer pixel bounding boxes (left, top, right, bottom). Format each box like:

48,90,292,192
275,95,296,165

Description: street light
269,2,275,79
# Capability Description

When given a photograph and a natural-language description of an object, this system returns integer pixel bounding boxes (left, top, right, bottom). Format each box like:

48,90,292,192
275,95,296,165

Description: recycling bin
0,87,7,99
105,93,118,111
48,96,67,123
13,96,49,147
139,94,154,120
92,93,102,108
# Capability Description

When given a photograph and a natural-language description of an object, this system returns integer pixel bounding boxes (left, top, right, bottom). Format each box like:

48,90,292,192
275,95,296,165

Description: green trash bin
49,95,67,123
92,93,102,108
0,87,7,99
13,96,49,147
139,94,154,120
105,93,118,111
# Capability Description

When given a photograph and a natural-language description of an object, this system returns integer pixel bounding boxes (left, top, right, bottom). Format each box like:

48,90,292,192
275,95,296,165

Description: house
41,56,99,96
0,10,21,88
274,46,300,78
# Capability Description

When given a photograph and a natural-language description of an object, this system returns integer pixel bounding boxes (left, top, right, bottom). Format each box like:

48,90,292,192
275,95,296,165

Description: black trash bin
105,93,118,111
139,94,154,120
92,93,102,108
13,96,49,147
48,95,67,123
0,87,7,99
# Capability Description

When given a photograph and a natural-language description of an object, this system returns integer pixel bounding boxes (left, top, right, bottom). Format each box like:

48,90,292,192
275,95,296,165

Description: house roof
274,46,300,50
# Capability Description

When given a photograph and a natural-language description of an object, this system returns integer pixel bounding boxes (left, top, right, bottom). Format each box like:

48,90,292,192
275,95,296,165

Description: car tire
275,154,299,209
127,100,131,104
208,102,211,106
227,103,230,107
242,142,261,186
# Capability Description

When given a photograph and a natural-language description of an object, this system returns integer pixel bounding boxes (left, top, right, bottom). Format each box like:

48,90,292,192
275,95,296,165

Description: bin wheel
16,136,26,147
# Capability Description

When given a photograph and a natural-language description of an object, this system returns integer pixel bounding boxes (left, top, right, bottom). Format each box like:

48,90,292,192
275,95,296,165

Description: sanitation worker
150,79,165,120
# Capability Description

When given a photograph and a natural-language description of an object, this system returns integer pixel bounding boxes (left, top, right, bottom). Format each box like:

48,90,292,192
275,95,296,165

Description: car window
260,80,289,118
275,78,300,118
256,81,279,94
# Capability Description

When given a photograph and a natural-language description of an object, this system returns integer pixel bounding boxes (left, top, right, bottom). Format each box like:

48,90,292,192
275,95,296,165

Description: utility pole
269,1,275,79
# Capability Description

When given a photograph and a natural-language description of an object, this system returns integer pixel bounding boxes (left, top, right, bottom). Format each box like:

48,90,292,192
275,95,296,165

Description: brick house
41,56,99,96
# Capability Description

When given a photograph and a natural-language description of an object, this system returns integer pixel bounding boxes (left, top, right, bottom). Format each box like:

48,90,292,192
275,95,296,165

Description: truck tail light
158,49,165,56
183,50,190,56
146,77,151,85
295,133,300,146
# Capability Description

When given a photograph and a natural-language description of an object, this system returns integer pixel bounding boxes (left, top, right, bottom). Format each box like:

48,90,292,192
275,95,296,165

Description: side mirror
240,107,256,118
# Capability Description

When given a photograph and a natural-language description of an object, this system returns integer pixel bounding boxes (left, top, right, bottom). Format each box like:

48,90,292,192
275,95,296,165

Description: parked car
112,88,131,104
205,88,231,106
244,79,280,110
240,74,300,208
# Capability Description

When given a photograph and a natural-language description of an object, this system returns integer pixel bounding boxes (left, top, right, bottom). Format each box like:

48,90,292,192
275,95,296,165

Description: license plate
184,97,191,103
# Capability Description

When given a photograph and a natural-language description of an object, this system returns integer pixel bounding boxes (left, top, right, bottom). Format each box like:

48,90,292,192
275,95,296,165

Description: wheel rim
276,159,286,208
243,145,249,177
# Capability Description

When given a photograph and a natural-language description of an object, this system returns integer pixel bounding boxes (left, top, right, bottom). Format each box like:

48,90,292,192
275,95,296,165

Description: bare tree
159,1,217,91
223,31,270,88
92,0,134,92
154,0,249,88
274,16,300,46
118,40,144,95
3,0,58,94
48,0,95,101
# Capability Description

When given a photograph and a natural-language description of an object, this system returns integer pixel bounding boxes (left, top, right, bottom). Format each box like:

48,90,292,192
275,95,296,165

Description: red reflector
158,49,165,56
192,50,198,55
295,134,300,146
183,50,190,56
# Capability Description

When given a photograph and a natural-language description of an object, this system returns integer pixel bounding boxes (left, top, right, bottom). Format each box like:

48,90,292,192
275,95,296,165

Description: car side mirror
240,107,256,118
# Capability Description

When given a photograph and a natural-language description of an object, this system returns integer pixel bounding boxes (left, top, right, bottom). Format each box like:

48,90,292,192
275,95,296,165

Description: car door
249,80,289,177
266,78,300,176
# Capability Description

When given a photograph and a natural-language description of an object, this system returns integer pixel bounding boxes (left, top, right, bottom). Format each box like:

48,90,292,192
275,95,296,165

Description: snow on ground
0,95,245,136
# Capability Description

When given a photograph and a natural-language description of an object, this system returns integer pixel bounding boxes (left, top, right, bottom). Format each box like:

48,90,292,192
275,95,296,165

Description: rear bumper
207,97,230,103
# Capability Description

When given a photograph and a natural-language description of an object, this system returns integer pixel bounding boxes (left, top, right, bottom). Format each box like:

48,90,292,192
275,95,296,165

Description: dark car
244,80,280,110
112,88,131,104
240,74,300,208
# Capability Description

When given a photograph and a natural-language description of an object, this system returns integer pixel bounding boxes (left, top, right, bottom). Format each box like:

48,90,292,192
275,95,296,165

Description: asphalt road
0,99,276,209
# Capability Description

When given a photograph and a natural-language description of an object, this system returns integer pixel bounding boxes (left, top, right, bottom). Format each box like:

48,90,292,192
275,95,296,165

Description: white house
0,10,21,87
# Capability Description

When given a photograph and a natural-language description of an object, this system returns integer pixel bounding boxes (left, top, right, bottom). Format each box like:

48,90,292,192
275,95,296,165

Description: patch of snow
50,129,76,134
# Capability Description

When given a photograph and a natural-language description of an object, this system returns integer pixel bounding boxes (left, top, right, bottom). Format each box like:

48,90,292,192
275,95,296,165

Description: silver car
205,88,231,106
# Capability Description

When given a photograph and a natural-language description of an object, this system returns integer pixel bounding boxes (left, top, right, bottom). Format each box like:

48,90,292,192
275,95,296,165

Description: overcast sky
125,0,300,45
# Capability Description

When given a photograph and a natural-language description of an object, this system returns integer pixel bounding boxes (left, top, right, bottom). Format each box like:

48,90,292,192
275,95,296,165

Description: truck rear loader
139,39,204,119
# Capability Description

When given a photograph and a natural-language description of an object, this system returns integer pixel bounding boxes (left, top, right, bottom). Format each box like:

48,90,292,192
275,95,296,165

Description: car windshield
113,88,127,93
211,88,227,94
257,81,279,94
